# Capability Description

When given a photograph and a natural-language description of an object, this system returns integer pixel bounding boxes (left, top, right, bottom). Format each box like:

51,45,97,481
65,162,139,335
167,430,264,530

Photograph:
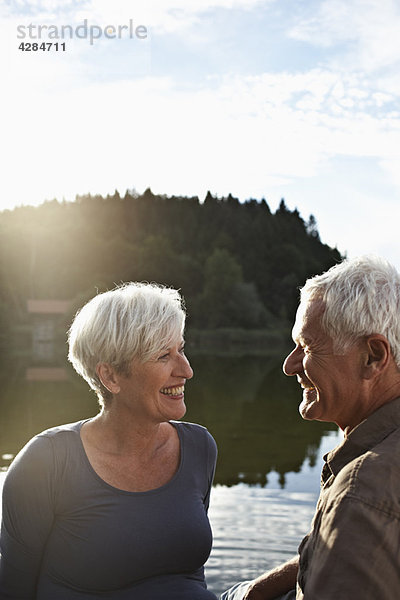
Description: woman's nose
283,346,303,376
178,353,194,380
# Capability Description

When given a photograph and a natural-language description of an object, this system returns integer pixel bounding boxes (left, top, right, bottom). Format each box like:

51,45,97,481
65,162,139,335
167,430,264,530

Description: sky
1,0,400,268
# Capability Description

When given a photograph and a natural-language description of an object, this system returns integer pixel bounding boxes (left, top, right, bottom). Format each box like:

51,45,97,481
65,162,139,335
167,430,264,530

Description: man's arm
243,556,299,600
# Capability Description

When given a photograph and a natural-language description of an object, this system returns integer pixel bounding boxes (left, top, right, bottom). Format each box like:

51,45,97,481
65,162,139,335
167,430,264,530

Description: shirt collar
322,397,400,482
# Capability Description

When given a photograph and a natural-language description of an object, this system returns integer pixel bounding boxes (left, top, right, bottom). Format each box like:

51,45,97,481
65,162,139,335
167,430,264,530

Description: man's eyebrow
292,332,311,346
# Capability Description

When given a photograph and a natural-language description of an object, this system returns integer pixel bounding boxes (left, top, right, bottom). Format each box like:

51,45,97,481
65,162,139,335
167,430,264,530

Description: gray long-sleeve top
0,420,218,599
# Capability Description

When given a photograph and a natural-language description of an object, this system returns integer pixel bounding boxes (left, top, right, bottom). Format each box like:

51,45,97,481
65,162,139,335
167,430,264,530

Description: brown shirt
297,397,400,599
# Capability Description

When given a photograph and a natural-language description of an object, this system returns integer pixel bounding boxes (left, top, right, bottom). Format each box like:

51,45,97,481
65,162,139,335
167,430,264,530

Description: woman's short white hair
68,282,186,403
300,255,400,367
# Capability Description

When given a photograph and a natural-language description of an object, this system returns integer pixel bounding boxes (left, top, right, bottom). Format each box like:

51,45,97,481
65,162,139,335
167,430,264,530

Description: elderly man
221,255,400,600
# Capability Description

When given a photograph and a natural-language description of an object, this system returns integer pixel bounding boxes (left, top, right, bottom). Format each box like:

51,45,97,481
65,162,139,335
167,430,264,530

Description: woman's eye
158,353,169,360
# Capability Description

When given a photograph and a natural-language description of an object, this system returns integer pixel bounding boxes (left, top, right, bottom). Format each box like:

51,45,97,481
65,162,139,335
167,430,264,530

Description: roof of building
27,299,71,314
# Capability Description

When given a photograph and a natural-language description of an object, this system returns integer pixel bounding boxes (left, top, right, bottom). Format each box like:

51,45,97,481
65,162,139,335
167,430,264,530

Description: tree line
0,189,342,346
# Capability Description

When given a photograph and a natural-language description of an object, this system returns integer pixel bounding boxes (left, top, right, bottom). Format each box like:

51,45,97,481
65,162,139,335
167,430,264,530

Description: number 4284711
19,42,66,51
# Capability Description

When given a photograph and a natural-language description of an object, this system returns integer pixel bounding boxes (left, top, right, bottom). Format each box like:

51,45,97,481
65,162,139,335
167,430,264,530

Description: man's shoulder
355,423,400,477
334,427,400,515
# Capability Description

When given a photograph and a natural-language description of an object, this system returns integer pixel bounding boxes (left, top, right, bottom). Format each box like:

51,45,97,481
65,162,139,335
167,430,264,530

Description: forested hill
0,189,342,333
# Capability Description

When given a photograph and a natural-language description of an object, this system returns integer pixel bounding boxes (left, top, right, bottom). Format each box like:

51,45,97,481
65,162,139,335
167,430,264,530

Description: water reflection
0,351,334,485
0,355,98,470
186,354,335,486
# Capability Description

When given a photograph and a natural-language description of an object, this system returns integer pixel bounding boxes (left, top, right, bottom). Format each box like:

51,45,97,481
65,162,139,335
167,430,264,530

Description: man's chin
299,395,321,421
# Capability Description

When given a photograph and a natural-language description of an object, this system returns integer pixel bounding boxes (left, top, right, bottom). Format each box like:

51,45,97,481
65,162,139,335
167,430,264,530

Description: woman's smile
160,385,185,397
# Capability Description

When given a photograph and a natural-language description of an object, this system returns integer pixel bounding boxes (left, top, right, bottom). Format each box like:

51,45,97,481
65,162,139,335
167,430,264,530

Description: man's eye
158,353,169,360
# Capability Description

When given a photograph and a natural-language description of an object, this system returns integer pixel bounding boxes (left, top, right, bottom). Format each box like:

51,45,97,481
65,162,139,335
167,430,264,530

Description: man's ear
362,335,391,380
96,363,121,395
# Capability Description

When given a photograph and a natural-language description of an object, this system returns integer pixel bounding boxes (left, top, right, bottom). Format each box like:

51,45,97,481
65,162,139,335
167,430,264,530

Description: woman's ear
96,363,121,395
362,335,391,380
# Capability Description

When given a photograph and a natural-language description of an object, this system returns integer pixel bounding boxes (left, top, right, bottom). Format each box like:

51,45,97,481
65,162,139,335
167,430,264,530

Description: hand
242,556,298,600
243,583,265,600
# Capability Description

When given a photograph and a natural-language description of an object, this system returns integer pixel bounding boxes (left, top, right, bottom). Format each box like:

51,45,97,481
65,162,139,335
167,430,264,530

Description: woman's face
114,338,194,423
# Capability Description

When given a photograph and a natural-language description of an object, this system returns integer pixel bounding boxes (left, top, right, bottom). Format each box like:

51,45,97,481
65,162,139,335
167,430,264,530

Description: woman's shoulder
172,421,217,455
172,420,213,437
23,419,86,451
37,419,88,439
7,420,88,477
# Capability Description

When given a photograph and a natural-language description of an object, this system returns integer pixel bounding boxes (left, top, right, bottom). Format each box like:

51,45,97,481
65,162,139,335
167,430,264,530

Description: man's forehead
292,298,325,341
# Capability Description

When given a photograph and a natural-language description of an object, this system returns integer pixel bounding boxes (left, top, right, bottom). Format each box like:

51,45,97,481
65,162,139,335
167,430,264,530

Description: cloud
2,0,400,225
2,0,272,33
288,0,400,72
2,63,399,211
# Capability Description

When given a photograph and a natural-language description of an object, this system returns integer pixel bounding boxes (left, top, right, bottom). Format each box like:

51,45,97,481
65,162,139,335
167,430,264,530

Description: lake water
0,350,341,597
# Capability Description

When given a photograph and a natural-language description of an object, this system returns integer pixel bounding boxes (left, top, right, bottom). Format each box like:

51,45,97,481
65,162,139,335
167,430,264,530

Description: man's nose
283,346,303,376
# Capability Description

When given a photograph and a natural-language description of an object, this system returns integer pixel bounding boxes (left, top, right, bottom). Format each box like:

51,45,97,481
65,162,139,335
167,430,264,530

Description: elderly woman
0,283,218,599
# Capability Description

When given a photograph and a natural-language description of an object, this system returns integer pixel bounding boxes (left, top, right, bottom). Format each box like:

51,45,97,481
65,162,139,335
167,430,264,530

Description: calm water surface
0,351,341,597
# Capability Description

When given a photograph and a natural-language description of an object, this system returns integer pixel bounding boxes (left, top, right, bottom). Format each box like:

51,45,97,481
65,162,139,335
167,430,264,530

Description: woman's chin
165,399,187,421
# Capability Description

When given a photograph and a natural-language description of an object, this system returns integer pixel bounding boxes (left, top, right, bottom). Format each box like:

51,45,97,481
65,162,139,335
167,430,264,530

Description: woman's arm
0,435,56,599
204,429,218,511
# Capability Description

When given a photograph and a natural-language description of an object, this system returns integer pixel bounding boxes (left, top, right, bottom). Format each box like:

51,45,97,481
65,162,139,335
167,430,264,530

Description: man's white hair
68,282,186,404
300,255,400,367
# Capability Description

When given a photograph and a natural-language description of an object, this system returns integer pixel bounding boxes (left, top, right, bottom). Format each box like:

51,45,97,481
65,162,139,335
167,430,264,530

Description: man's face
283,299,366,430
